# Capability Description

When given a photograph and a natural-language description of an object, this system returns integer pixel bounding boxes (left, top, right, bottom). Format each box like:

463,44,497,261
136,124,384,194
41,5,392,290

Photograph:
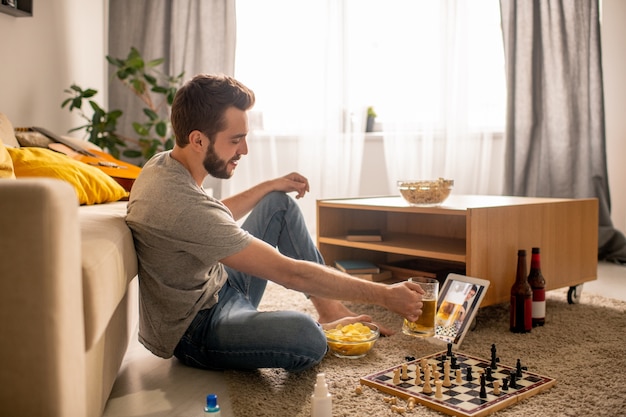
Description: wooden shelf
319,234,466,263
0,0,32,17
317,195,598,307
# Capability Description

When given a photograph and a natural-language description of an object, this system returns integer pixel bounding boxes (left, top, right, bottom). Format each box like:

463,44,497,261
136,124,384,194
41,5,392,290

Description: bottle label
532,300,546,318
532,288,546,319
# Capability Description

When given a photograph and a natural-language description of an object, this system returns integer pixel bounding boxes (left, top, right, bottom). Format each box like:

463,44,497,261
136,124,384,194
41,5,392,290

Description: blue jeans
173,192,328,372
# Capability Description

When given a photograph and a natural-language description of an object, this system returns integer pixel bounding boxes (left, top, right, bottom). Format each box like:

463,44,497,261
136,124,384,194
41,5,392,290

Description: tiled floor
102,261,626,417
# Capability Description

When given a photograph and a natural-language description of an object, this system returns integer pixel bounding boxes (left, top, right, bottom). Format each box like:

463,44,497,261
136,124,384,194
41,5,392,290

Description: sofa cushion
0,113,20,148
7,147,128,205
0,138,15,179
79,201,137,350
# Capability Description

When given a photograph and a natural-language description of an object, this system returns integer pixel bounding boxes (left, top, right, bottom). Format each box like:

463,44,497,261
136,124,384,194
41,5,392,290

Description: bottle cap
532,247,540,254
206,393,219,410
314,373,330,397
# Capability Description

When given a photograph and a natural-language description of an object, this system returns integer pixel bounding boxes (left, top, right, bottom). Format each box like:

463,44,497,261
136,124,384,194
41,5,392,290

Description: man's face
202,107,249,179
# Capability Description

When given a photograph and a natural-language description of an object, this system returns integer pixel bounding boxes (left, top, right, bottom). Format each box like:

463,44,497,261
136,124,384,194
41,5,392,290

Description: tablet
428,273,490,349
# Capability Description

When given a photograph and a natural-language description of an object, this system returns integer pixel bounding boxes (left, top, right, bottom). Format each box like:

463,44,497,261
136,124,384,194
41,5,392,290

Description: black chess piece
510,372,518,389
479,374,487,398
490,344,500,370
466,367,474,382
516,359,527,377
485,367,494,382
451,356,459,370
502,377,509,390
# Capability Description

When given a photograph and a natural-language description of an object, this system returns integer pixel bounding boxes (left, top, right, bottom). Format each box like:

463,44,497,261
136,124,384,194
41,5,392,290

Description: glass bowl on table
397,178,454,207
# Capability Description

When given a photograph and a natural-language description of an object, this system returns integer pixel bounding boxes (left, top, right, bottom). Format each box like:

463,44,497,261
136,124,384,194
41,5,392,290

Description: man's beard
203,142,235,179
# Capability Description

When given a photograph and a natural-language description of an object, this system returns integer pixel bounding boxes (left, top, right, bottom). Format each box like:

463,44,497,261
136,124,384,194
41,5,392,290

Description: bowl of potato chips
324,322,380,359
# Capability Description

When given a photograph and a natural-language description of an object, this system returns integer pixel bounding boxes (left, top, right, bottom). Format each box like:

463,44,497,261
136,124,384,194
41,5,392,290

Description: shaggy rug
225,282,626,417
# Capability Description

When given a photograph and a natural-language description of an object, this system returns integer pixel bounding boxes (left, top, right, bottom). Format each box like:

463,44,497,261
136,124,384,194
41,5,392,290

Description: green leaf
143,108,159,121
147,58,164,68
123,149,143,158
143,73,157,85
155,121,167,137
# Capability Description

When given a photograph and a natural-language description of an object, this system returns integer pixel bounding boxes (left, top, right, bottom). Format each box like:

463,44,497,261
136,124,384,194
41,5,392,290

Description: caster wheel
567,285,583,304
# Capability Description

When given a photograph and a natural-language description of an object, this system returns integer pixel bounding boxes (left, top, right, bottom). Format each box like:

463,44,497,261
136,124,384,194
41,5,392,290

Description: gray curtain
108,0,236,197
500,0,626,263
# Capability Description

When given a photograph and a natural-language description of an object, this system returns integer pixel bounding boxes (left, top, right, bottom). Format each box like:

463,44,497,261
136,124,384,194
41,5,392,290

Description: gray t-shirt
126,151,253,358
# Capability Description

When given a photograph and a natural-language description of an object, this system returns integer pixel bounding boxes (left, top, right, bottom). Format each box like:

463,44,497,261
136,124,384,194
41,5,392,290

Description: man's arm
221,238,426,323
221,172,310,221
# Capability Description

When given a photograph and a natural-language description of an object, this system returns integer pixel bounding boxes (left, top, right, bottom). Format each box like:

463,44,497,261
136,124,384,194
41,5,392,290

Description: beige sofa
0,114,138,417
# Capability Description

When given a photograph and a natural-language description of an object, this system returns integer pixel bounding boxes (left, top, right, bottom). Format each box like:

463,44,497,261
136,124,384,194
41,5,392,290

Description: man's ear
188,130,206,152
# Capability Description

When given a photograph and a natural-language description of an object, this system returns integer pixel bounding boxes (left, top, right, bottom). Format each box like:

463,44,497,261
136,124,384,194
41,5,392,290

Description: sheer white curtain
380,1,506,195
232,0,506,230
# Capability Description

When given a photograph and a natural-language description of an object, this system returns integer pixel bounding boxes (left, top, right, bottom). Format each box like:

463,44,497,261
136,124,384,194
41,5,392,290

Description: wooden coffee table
316,195,598,307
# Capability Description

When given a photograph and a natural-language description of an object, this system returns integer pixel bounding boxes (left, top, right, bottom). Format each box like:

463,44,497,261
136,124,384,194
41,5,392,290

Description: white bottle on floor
311,373,332,417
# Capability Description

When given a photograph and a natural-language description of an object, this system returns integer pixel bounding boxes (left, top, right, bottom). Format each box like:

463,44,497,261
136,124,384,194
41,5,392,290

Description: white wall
0,0,624,234
602,0,626,233
0,0,106,135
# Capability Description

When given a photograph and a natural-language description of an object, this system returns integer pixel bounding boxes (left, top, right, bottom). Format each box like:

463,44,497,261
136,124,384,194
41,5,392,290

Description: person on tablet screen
126,74,426,372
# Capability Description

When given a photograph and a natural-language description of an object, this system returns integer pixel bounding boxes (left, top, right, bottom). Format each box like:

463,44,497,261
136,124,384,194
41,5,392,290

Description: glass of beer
402,277,439,337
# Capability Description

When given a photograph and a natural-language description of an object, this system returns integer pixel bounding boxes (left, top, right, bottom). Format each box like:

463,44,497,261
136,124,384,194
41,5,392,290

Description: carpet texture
225,282,626,416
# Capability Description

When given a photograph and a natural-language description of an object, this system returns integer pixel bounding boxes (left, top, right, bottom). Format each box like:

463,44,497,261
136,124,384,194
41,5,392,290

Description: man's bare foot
311,297,395,336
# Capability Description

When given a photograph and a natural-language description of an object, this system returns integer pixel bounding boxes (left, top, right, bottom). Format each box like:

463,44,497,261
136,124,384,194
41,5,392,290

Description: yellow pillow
0,138,15,179
7,147,128,205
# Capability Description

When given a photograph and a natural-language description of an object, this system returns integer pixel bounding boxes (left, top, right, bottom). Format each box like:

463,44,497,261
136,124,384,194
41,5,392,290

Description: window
235,0,506,134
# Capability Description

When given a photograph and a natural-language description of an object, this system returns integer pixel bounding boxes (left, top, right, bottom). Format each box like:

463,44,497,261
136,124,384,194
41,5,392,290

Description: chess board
361,349,556,417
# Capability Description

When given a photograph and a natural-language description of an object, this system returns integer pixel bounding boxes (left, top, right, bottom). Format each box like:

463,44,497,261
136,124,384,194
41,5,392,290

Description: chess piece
451,356,459,369
415,363,422,385
479,374,487,399
466,367,474,382
510,249,532,333
516,359,527,377
527,247,546,327
393,368,401,384
422,378,432,394
435,380,443,399
490,344,499,370
443,361,452,387
423,364,431,382
401,363,409,380
493,380,501,395
456,369,463,384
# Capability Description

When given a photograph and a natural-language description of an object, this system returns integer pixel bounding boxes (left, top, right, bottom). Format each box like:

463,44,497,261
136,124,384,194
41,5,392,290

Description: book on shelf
345,229,383,242
335,259,380,274
352,270,393,282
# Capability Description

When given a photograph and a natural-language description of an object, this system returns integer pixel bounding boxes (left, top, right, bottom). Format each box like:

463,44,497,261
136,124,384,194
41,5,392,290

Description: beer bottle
528,247,546,327
510,249,532,333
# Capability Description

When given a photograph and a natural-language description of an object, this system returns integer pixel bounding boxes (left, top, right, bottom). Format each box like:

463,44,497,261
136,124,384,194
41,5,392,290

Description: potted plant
366,106,377,133
62,47,184,164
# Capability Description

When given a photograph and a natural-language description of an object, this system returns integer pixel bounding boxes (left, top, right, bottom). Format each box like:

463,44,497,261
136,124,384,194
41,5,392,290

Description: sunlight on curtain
232,0,506,231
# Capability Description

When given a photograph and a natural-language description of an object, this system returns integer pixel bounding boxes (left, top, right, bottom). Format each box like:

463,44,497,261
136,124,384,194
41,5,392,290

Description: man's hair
170,74,255,147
